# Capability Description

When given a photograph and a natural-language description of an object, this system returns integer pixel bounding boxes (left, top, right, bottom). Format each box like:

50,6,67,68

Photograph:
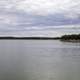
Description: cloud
1,0,80,18
0,26,80,37
0,0,80,36
15,0,80,18
0,14,17,25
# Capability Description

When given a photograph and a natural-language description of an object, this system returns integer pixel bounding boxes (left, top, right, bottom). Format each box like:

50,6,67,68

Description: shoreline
0,34,80,42
0,37,60,40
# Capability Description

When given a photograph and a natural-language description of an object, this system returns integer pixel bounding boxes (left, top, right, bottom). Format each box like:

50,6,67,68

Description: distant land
0,34,80,42
0,36,60,40
60,34,80,42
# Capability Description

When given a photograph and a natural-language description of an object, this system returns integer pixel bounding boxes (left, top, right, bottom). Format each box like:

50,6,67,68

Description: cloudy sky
0,0,80,37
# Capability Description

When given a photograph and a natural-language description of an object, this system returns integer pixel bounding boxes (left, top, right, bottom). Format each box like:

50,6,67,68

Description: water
0,40,80,80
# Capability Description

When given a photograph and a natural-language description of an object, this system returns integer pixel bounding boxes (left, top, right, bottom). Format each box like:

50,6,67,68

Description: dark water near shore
0,40,80,80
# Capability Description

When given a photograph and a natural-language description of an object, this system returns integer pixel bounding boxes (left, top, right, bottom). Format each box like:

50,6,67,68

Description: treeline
0,37,60,40
61,34,80,40
0,34,80,40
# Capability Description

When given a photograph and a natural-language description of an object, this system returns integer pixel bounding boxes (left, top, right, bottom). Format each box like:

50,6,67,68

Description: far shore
0,34,80,42
60,34,80,42
0,37,60,40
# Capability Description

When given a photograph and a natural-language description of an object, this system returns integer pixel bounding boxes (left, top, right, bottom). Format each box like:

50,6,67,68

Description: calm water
0,40,80,80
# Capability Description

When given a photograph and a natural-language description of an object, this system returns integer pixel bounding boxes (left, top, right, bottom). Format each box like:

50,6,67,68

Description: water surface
0,40,80,80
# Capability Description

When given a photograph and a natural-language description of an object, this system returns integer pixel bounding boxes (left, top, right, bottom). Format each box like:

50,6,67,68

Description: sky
0,0,80,37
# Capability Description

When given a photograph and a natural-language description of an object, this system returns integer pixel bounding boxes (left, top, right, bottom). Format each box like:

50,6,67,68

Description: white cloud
0,13,18,26
0,0,80,17
16,0,70,15
16,0,80,18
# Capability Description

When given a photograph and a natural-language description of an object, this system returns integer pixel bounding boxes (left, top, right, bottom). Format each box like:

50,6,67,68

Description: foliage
61,34,80,40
